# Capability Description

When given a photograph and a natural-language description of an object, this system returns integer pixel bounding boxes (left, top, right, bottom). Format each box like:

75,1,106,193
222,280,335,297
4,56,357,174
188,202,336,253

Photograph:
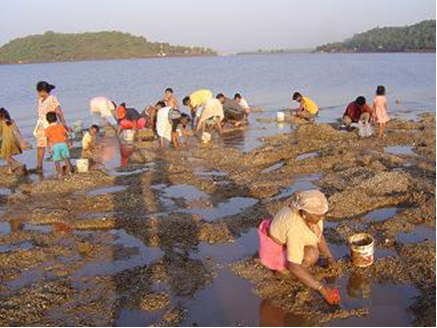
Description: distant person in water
0,108,26,175
234,93,251,115
216,93,246,127
164,87,180,109
342,96,373,129
292,92,319,121
35,81,70,172
45,112,72,177
183,89,214,126
373,85,390,138
89,97,117,128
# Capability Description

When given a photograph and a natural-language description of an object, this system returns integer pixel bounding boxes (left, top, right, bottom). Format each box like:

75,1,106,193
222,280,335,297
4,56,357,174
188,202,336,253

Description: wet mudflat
0,111,435,326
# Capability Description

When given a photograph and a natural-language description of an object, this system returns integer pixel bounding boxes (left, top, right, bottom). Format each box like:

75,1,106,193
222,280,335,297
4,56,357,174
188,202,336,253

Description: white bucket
201,132,212,143
277,112,285,122
123,129,135,143
349,233,375,268
76,159,89,173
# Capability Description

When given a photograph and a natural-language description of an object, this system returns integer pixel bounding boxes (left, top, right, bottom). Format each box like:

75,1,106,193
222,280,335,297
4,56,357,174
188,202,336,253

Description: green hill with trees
0,31,216,64
316,20,436,53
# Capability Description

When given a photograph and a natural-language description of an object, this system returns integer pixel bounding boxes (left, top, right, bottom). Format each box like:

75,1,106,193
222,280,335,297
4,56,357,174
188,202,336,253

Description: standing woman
34,81,70,172
0,108,26,174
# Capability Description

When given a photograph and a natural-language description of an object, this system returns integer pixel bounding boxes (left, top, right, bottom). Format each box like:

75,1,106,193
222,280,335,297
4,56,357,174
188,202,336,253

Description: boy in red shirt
45,112,72,176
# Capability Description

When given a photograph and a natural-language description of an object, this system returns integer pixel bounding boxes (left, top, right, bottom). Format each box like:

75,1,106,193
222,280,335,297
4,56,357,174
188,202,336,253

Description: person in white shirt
234,93,250,115
155,101,173,148
89,97,117,128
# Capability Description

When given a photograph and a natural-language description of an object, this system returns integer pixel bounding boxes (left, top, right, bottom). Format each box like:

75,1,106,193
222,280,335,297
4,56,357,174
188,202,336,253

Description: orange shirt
45,124,68,144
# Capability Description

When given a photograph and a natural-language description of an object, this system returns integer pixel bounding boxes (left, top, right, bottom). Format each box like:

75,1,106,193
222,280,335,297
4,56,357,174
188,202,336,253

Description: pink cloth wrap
258,219,287,271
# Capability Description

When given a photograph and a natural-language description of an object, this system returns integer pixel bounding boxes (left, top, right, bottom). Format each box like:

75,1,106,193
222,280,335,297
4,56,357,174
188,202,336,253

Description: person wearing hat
258,190,341,305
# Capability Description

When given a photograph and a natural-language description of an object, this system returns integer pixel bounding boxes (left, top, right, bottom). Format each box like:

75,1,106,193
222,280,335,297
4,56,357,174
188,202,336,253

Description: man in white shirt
234,93,250,115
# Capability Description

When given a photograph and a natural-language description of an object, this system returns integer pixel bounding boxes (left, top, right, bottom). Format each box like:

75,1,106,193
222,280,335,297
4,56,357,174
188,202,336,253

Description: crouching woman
258,190,341,304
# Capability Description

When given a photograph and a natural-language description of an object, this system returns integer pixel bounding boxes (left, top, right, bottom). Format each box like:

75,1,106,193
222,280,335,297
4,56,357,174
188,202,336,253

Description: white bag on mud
358,121,373,138
76,159,89,173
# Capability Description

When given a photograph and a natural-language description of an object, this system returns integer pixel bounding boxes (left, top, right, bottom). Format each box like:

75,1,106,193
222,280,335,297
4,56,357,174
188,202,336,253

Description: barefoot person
45,112,73,177
342,96,373,129
0,108,26,174
196,98,224,135
35,81,70,172
373,85,390,138
292,92,319,121
155,101,173,148
258,190,341,305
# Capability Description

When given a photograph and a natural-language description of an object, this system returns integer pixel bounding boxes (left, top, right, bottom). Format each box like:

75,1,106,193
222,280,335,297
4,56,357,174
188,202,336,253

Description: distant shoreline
1,51,435,67
237,49,435,56
0,53,217,66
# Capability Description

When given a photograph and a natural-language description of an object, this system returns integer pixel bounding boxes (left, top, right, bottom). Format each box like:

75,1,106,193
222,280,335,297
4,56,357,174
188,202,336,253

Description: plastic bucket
123,129,135,143
76,159,89,173
201,132,212,143
277,112,285,122
349,233,375,268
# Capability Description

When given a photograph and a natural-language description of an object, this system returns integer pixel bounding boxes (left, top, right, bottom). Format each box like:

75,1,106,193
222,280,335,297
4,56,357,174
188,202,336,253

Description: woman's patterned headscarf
289,190,329,215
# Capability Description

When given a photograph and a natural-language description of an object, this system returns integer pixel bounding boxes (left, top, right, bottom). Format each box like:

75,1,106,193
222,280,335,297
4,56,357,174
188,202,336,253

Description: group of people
0,80,394,306
0,81,390,176
89,88,251,149
342,85,390,137
290,86,390,138
0,82,253,176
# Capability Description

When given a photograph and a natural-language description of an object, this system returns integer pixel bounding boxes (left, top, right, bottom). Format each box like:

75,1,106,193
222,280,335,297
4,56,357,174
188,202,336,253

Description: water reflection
347,273,371,299
259,299,313,327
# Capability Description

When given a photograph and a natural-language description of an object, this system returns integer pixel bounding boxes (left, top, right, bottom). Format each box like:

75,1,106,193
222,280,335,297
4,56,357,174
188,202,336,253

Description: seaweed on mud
0,114,434,326
230,257,368,325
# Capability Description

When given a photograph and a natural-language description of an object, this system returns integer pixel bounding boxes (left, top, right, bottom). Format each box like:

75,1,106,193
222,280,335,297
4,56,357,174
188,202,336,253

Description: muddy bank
0,113,434,326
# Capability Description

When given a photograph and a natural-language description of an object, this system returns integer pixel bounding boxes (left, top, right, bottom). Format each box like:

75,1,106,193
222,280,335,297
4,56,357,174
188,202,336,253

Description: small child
81,124,99,158
0,108,26,174
45,112,72,176
373,85,390,138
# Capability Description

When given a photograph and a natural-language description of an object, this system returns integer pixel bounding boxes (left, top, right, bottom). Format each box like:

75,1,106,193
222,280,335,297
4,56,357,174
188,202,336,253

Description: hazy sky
1,0,435,52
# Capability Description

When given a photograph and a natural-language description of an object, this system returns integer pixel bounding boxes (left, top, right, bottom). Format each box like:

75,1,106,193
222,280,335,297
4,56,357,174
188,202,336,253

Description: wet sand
0,112,435,326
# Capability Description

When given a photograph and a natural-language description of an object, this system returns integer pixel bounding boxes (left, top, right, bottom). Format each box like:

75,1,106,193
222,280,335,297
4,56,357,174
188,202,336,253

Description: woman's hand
320,286,341,305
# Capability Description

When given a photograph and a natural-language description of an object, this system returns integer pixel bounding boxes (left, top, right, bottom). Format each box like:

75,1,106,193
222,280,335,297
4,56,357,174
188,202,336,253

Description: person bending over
234,93,251,116
343,96,373,129
183,89,213,127
292,92,319,121
216,93,246,127
196,98,224,135
258,190,341,305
